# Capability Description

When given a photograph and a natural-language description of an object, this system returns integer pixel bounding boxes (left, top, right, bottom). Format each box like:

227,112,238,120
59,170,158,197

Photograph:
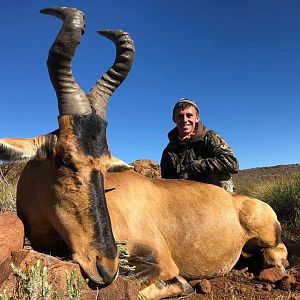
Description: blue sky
0,1,299,170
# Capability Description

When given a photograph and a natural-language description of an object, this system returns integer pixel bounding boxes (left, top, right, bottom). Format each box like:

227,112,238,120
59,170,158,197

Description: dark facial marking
73,113,109,158
89,170,117,259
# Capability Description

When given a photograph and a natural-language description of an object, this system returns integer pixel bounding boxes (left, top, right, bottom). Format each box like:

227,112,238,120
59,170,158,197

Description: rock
263,284,273,291
130,159,161,178
258,267,286,283
277,275,296,291
0,249,140,299
194,279,211,294
88,276,140,300
0,212,24,264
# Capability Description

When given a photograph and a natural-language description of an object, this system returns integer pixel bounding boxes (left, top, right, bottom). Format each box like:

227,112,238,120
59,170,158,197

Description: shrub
0,172,17,212
0,260,86,300
0,162,24,212
236,173,300,239
10,260,53,300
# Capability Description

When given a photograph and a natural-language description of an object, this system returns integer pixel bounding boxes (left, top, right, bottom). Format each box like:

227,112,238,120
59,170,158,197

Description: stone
0,249,140,299
130,160,161,178
263,284,273,291
89,276,140,300
277,275,296,291
194,279,212,294
0,212,24,264
258,267,286,283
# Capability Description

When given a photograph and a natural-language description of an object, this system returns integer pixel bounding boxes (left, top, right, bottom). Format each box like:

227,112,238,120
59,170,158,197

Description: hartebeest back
0,7,287,299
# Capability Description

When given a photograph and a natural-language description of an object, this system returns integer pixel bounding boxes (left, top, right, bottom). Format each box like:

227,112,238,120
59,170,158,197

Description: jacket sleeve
160,148,178,179
189,131,239,175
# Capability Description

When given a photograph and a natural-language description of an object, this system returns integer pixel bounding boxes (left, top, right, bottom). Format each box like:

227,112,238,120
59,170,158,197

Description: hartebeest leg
127,242,181,286
126,241,193,299
263,242,288,270
139,276,194,300
235,194,288,270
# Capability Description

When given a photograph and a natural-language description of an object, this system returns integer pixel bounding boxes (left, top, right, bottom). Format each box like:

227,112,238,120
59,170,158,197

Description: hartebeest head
0,7,134,284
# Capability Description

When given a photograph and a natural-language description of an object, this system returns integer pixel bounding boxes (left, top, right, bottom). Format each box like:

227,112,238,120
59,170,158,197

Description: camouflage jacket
160,122,239,182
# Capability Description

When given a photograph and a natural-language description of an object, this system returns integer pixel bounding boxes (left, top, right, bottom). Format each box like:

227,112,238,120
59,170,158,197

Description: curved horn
87,30,135,121
40,7,92,115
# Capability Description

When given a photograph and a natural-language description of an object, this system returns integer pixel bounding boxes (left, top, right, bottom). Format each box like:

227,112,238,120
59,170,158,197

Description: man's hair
172,98,199,121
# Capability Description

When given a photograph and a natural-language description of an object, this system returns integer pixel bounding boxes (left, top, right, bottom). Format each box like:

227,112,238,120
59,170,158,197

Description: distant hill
232,163,300,184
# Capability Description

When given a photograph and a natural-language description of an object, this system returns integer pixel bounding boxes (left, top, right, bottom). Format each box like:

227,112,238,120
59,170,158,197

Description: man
160,98,239,192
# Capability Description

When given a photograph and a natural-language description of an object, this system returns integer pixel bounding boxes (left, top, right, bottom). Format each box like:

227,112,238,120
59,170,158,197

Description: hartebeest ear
106,156,134,173
0,133,57,161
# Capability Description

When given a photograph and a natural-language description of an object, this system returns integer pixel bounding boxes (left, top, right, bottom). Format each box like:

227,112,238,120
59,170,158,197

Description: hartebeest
0,7,287,299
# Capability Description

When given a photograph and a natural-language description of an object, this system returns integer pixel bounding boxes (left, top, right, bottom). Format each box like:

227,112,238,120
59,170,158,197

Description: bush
0,162,24,212
0,260,85,300
235,173,300,239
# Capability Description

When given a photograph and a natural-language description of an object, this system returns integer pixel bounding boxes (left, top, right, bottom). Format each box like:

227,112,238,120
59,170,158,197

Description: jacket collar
168,122,208,145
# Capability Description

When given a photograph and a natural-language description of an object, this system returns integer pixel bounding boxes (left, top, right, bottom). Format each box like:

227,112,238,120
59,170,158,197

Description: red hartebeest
0,7,287,299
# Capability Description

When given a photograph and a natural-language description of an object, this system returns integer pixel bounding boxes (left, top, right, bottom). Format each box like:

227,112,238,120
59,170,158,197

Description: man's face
173,105,199,138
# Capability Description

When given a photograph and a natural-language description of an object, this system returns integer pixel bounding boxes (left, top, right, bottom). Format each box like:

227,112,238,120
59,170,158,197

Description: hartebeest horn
87,30,135,121
40,7,92,115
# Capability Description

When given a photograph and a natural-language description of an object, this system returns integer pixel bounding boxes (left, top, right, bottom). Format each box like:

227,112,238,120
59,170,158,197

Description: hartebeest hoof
139,276,194,300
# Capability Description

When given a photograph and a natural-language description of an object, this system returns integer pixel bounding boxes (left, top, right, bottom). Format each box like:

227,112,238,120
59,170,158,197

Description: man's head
172,98,200,139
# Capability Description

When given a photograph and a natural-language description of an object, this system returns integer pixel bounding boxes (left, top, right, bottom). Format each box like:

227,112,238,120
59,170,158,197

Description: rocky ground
173,266,300,299
1,205,299,300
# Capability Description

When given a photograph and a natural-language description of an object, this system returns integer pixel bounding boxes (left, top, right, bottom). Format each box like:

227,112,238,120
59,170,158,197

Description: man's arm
160,148,178,179
185,131,239,176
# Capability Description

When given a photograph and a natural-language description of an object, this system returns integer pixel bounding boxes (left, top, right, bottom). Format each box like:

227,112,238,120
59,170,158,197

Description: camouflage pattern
160,123,239,192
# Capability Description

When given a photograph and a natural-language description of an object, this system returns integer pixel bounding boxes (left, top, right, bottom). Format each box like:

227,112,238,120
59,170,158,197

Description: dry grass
235,172,300,240
0,162,23,212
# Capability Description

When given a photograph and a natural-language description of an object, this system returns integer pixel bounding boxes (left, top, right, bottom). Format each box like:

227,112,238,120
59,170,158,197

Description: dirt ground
169,262,300,300
180,269,299,300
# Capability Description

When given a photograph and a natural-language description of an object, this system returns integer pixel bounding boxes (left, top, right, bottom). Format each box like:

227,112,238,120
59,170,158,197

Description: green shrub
0,178,17,212
262,173,300,229
65,270,86,300
236,173,300,239
0,162,23,212
0,260,86,300
10,260,52,300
